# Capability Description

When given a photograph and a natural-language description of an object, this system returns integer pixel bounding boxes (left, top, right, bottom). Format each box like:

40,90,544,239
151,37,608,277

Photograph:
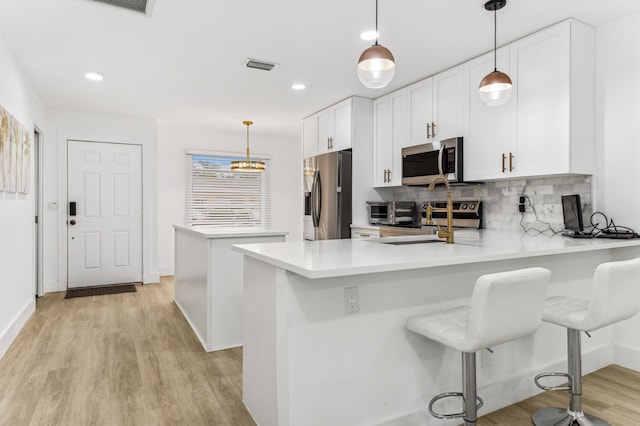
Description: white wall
157,123,301,276
43,110,159,292
0,34,45,359
594,12,640,369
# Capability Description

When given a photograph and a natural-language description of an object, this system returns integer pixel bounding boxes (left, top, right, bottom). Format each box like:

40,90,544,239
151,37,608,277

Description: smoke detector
85,0,154,15
244,59,277,71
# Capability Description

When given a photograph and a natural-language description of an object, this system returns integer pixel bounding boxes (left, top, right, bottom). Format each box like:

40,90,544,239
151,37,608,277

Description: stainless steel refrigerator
303,150,352,240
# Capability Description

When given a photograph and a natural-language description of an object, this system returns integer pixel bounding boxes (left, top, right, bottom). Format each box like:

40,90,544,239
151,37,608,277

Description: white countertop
232,230,640,279
174,225,289,239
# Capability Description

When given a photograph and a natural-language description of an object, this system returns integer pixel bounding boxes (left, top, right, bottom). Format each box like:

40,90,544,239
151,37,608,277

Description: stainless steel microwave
401,137,463,186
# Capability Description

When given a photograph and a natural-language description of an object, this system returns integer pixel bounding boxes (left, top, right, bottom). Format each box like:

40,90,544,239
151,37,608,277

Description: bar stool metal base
532,407,611,426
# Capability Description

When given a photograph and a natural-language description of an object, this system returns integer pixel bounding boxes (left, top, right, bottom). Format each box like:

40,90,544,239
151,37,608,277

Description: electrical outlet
344,286,359,314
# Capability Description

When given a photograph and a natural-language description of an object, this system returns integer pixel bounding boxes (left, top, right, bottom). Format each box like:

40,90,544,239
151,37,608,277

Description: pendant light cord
245,123,250,161
493,6,497,72
374,0,379,46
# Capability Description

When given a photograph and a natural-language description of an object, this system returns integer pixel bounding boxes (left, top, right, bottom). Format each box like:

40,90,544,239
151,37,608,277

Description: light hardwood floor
1,277,639,425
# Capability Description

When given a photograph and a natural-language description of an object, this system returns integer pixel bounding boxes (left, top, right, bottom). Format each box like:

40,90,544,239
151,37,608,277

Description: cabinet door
511,21,571,177
408,77,434,146
389,89,408,185
302,115,318,159
373,95,392,187
317,108,335,153
332,98,353,151
464,47,512,181
433,65,464,141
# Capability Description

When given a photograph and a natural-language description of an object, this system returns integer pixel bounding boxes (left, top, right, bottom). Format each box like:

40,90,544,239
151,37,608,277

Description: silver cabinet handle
426,123,431,139
432,122,436,138
328,137,334,150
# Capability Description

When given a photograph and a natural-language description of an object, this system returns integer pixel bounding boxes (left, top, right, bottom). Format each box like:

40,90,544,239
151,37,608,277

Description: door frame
57,134,157,291
34,126,44,297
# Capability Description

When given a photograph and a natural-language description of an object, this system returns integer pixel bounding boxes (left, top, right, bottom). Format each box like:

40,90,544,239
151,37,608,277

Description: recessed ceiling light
291,83,306,90
360,30,378,41
85,71,104,81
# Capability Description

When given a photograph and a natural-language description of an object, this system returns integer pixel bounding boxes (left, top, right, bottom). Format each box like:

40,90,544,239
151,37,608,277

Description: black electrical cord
589,212,637,237
519,195,563,237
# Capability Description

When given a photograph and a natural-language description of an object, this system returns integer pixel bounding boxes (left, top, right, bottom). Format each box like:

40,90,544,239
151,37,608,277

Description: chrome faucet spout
426,175,454,244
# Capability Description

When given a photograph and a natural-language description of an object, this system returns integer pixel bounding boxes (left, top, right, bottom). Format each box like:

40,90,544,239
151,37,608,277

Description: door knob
69,219,76,225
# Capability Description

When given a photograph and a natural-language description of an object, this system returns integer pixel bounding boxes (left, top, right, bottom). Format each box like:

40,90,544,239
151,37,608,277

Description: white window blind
186,154,271,228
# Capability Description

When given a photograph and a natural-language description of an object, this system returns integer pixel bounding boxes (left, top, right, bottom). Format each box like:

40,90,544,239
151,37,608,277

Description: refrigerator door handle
311,170,322,227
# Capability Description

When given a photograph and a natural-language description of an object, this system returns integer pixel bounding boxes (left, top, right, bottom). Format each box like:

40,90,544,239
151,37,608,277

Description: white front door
67,140,142,288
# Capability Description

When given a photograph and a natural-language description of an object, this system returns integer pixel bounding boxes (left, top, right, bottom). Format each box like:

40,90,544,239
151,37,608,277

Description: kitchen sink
383,239,444,245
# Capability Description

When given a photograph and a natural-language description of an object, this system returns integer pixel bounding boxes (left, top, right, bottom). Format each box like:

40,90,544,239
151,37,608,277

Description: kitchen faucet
426,175,454,244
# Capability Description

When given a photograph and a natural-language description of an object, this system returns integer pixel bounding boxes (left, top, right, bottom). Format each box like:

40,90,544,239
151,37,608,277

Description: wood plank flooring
1,277,639,425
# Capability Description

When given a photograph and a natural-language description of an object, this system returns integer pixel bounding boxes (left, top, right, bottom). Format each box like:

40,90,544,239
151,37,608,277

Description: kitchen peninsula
233,231,640,426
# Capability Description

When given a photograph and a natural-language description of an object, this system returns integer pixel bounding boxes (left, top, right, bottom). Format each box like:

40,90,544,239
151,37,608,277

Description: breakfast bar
233,231,640,426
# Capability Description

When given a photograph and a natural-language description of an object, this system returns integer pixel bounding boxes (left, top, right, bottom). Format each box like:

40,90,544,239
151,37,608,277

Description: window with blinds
186,154,271,228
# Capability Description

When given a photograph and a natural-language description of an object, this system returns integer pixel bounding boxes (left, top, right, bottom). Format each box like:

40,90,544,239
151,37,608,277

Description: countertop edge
174,225,289,239
232,235,640,279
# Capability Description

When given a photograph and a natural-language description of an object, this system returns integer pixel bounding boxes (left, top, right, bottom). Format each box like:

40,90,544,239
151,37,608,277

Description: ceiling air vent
245,59,277,71
85,0,153,15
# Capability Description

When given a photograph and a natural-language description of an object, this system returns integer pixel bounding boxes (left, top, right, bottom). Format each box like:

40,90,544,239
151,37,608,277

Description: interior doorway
34,127,43,297
66,140,143,288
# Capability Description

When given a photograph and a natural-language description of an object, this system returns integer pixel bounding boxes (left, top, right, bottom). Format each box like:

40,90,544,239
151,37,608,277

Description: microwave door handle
438,146,445,176
312,171,322,227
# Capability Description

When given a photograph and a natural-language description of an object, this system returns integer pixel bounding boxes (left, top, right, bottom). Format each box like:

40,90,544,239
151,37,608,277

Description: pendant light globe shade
357,44,395,89
479,70,512,106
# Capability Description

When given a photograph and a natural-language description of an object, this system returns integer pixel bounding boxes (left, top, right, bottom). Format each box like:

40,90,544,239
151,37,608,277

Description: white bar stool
406,267,551,426
532,257,640,426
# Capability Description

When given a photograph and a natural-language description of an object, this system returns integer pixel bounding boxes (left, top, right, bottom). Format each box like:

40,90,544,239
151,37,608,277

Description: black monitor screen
562,194,584,232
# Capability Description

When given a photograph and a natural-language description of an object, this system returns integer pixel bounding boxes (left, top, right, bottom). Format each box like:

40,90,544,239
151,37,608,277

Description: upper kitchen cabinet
464,47,512,181
302,115,318,159
511,19,594,178
408,65,464,147
373,88,408,187
464,19,595,180
303,97,372,159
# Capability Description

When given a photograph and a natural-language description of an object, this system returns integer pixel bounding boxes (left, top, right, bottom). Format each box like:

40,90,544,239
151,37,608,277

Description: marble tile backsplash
384,175,592,233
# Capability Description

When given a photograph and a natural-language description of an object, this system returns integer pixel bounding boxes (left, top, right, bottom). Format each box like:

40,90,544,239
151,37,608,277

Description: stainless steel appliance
402,137,463,186
303,151,352,240
366,201,419,226
379,200,482,237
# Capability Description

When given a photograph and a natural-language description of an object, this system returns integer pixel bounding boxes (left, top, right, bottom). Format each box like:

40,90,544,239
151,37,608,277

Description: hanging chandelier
230,120,265,172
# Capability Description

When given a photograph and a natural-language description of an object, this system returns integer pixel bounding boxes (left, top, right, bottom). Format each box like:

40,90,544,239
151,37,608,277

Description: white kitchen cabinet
511,19,594,178
464,19,594,181
303,97,362,158
316,97,353,154
372,88,408,187
464,47,512,181
408,65,464,147
302,115,318,159
350,225,380,239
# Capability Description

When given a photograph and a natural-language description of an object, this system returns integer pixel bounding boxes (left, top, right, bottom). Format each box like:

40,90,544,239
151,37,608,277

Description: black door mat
64,284,138,299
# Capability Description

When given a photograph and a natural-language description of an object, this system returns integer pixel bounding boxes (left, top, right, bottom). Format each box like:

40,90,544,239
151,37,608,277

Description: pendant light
357,0,395,89
230,121,265,172
479,0,512,106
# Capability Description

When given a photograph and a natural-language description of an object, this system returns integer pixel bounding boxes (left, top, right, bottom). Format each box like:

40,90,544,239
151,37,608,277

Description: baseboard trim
0,298,36,361
143,271,160,284
476,344,613,418
174,299,209,352
613,343,640,371
158,265,175,276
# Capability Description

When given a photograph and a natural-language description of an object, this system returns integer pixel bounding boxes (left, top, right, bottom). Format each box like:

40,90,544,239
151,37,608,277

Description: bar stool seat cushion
406,306,470,352
407,267,551,353
541,258,640,332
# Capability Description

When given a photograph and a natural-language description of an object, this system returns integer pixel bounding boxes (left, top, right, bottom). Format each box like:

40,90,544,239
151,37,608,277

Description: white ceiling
0,0,639,141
